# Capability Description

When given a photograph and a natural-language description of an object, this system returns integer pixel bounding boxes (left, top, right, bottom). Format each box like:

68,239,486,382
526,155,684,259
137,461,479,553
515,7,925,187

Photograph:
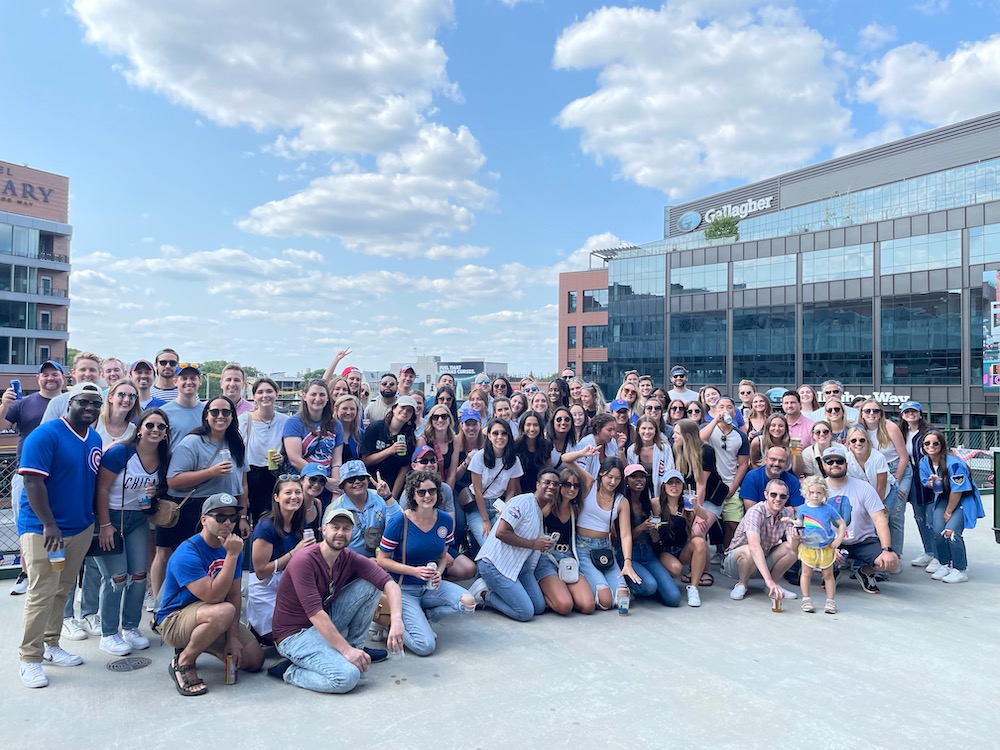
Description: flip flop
681,573,692,584
169,657,208,697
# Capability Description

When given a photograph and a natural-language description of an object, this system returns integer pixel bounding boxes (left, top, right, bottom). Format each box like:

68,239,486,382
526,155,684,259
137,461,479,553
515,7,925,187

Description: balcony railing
35,322,67,331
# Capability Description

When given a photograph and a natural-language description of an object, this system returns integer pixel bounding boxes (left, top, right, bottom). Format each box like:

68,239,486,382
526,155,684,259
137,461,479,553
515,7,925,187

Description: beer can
266,448,279,471
225,654,238,685
425,561,439,590
10,379,21,399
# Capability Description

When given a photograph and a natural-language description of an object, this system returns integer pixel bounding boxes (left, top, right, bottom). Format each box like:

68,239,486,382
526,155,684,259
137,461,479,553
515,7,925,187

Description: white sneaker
686,585,701,607
925,558,943,573
80,614,102,637
19,661,48,688
143,588,156,613
43,644,83,667
467,577,490,607
121,628,150,650
931,564,952,581
99,634,132,657
778,586,799,600
911,552,934,567
729,583,747,600
942,568,969,584
10,571,28,595
61,618,87,641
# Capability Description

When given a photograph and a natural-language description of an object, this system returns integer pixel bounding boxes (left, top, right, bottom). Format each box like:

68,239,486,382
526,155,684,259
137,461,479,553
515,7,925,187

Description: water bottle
616,583,630,616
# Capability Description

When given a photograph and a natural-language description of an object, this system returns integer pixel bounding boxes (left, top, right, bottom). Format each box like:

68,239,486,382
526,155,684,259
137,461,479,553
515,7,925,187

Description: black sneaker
857,569,880,595
363,647,388,663
267,659,292,679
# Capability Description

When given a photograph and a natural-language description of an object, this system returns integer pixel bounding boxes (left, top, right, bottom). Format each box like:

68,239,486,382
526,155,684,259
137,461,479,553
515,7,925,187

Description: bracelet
624,557,632,562
100,523,113,529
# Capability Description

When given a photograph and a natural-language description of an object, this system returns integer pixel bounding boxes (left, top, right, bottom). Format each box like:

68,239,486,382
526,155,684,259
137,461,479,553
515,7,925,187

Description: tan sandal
800,597,814,613
824,599,837,614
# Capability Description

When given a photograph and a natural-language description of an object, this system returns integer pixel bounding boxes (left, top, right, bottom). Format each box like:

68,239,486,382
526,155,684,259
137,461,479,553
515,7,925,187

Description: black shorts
841,537,881,568
155,497,210,550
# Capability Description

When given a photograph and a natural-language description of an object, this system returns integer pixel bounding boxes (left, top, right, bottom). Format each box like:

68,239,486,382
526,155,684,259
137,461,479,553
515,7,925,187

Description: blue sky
3,0,1000,377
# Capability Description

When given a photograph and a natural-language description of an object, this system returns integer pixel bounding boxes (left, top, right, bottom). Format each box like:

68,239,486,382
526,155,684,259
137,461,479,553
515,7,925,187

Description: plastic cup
48,547,66,571
388,645,404,660
771,597,782,613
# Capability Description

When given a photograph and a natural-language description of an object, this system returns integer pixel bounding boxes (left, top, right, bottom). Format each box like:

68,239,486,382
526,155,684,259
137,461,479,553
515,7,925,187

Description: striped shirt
476,492,543,580
726,500,793,555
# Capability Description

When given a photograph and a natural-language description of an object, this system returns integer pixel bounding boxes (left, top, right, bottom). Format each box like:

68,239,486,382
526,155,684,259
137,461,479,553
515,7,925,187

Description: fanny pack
589,496,616,571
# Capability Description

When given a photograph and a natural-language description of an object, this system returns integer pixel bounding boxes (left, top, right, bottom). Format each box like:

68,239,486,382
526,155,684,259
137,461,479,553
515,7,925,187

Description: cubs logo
208,559,227,579
88,447,102,475
437,525,448,538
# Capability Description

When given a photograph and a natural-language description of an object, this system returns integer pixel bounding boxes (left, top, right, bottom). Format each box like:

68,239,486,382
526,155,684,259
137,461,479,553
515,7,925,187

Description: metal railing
0,449,19,563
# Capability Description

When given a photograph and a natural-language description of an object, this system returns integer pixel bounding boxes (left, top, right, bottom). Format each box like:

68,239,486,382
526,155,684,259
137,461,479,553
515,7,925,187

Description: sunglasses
766,491,789,499
862,408,882,415
206,512,240,524
277,473,301,481
178,362,200,370
848,438,867,444
672,374,687,379
523,386,538,394
554,416,571,423
823,389,841,395
115,392,138,400
561,481,580,489
922,440,941,447
670,406,686,412
431,414,450,421
413,487,438,498
306,476,326,485
143,421,168,431
645,405,663,411
813,428,830,435
344,476,368,485
686,409,701,415
416,457,438,465
208,408,233,417
72,398,103,409
823,458,846,466
825,407,842,414
157,359,178,366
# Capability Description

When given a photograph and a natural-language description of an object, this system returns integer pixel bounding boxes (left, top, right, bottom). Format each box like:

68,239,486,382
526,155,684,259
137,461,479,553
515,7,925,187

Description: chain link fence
0,449,19,566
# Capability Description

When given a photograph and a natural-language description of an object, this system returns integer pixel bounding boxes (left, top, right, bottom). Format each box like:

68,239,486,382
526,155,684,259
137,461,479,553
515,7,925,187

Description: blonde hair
673,419,703,483
333,394,363,447
760,414,790,454
847,426,873,461
860,399,890,449
801,475,828,501
422,404,455,444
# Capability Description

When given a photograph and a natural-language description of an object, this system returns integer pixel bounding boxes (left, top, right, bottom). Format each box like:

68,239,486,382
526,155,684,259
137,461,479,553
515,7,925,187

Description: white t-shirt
847,449,891,500
468,451,524,501
475,492,542,580
238,411,291,467
667,388,699,404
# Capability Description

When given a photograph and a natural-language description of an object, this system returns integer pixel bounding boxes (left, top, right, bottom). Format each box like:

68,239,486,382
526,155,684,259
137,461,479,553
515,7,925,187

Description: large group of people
5,351,987,693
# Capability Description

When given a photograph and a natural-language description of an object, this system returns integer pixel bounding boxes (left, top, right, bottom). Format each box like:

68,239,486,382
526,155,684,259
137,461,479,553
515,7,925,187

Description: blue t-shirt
157,534,242,624
739,467,804,507
796,502,843,548
331,490,400,556
282,415,344,469
18,418,102,536
6,392,54,461
378,510,454,586
252,517,298,562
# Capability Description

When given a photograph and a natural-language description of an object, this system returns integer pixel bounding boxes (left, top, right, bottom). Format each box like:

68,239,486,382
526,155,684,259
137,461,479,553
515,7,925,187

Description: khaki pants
19,526,93,662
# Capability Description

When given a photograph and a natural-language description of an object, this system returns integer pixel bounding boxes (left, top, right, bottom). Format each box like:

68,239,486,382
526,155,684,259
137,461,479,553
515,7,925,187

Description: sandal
699,572,714,587
824,599,837,614
169,657,208,697
800,597,814,613
681,573,692,585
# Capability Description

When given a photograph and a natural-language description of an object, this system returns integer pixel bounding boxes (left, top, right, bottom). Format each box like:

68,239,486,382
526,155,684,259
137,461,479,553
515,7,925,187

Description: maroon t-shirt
271,544,391,644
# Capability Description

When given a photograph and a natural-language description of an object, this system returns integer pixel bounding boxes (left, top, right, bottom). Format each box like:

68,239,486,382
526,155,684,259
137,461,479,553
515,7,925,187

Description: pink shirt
785,414,814,449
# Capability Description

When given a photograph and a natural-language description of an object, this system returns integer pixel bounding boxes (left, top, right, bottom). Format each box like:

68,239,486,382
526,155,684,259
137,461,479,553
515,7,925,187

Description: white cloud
425,244,489,260
421,318,448,326
553,3,851,199
858,22,896,51
432,327,468,335
282,249,324,264
857,35,1000,126
914,0,948,15
72,0,457,155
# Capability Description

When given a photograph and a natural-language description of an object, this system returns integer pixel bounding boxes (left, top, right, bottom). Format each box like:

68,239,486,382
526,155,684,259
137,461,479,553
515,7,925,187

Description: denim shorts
534,548,576,581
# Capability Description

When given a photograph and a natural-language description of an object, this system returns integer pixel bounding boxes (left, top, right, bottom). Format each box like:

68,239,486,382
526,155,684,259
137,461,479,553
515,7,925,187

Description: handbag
87,522,124,557
373,514,409,628
152,441,224,528
552,509,580,583
589,498,617,571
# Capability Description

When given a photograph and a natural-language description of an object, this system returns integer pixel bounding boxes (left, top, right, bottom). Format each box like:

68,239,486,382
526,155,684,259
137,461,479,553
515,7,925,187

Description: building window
669,312,727,384
670,263,727,294
583,288,608,312
970,223,1000,265
881,292,961,384
802,301,873,383
566,290,577,314
567,326,577,349
582,325,607,348
802,244,874,283
880,230,961,275
733,256,795,289
39,345,50,362
733,306,795,385
0,223,11,256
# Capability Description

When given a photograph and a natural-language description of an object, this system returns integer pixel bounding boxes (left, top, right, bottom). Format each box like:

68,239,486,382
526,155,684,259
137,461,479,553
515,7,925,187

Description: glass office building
582,111,1000,427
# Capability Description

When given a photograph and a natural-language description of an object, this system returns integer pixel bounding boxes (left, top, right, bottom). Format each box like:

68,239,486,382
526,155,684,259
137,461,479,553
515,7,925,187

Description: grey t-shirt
831,476,885,546
399,481,456,513
161,400,204,449
167,434,245,499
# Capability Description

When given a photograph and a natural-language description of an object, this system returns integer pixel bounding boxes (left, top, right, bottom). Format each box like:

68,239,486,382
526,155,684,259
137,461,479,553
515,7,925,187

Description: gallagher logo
677,211,702,233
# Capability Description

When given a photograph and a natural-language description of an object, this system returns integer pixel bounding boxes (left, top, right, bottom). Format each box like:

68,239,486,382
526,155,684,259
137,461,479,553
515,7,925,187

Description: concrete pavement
2,522,999,749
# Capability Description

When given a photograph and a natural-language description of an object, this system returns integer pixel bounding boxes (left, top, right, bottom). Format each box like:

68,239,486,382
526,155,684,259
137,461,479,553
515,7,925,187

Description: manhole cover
107,656,153,672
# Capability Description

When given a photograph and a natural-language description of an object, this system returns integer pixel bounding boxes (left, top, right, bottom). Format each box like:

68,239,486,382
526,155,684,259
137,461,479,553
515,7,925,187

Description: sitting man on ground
723,478,800,603
156,492,264,696
270,506,404,694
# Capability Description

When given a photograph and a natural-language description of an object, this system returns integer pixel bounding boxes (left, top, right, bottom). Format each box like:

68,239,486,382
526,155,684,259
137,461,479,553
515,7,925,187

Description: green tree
704,215,739,240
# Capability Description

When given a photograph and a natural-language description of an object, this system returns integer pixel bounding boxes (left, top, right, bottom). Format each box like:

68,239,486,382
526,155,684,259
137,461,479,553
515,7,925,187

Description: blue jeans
399,581,469,656
276,578,381,693
576,535,623,602
885,459,910,554
619,541,680,607
477,558,544,622
909,482,935,555
932,499,967,571
64,552,102,620
468,504,500,548
94,510,150,635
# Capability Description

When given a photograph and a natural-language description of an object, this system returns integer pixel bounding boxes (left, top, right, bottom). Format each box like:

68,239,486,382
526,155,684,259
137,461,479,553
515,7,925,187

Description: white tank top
865,427,899,465
577,484,622,534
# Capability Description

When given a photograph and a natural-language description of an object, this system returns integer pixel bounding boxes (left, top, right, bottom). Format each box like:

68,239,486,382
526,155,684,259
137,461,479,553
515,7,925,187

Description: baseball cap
395,395,418,412
300,463,330,479
663,469,684,483
39,360,64,374
338,459,371,486
822,444,849,461
67,382,102,400
900,400,923,413
413,445,436,462
129,359,154,373
201,492,239,515
670,366,688,377
610,399,629,412
624,463,647,477
399,364,416,375
459,408,482,424
322,506,356,526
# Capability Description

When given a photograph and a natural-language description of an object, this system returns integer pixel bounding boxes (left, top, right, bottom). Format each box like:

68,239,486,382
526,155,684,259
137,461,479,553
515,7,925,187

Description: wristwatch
881,546,894,552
